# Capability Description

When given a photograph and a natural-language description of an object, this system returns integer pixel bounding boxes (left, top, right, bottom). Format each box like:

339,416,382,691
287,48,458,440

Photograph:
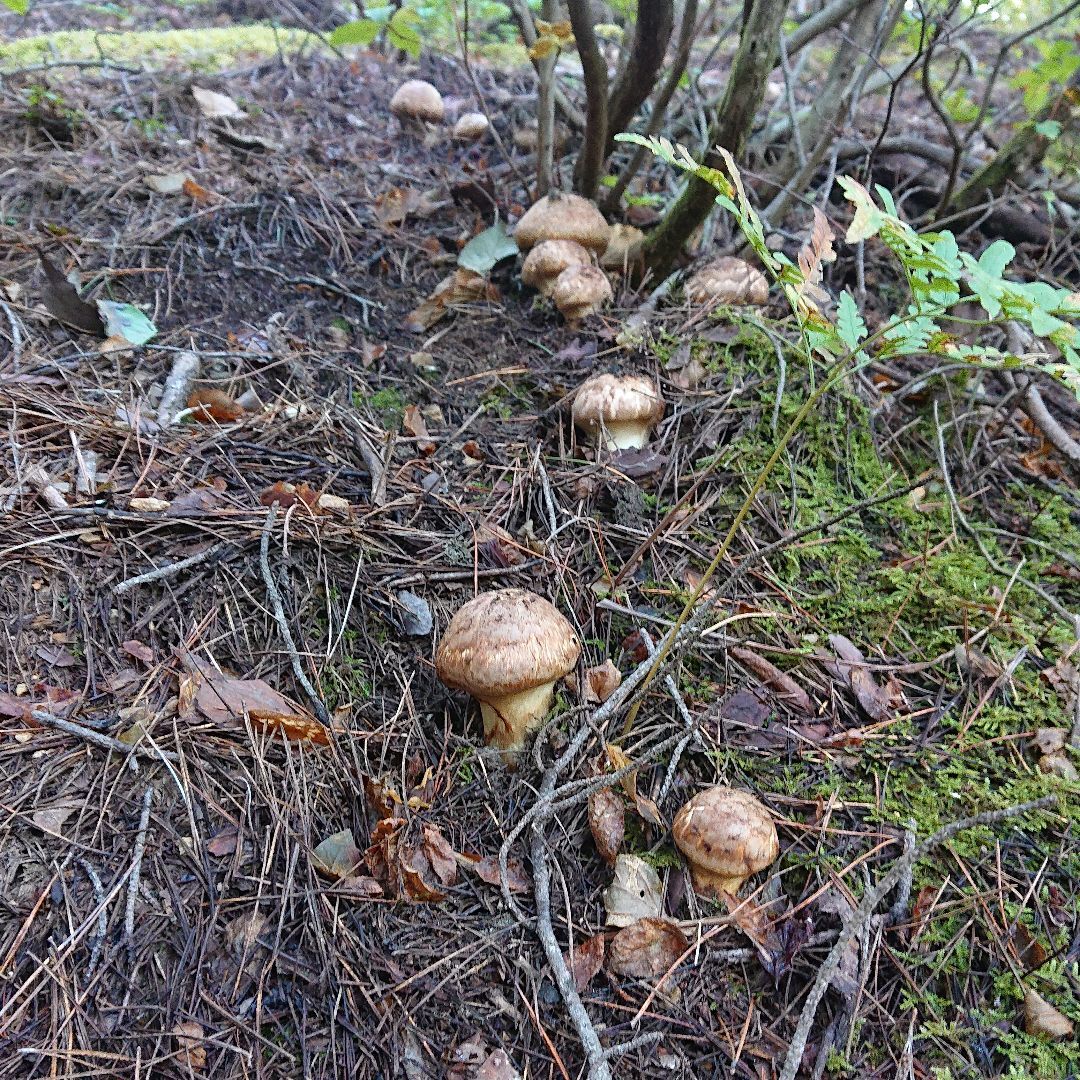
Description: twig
31,710,179,763
124,787,154,947
1,300,24,371
75,859,108,978
259,506,331,724
157,351,200,427
114,542,232,595
779,795,1058,1080
24,465,68,511
1020,380,1080,471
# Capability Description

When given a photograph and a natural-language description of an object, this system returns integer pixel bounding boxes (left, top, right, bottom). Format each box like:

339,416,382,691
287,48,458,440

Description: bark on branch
568,0,610,197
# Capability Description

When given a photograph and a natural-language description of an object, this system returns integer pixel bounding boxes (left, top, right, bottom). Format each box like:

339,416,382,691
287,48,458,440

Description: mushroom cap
601,224,645,270
453,111,489,141
390,80,445,123
572,373,663,432
672,786,778,881
551,265,613,322
521,239,592,296
685,256,768,307
435,588,581,700
514,193,610,253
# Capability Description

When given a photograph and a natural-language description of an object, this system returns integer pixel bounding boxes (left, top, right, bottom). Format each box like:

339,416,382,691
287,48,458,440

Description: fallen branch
779,795,1058,1080
32,710,180,763
124,786,154,948
157,351,200,427
1020,380,1080,471
114,542,232,595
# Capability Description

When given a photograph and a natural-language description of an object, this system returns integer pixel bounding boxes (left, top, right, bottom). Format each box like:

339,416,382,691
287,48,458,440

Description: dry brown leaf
729,646,813,716
575,659,623,705
564,932,605,992
207,826,239,857
588,787,624,866
457,852,531,892
121,639,154,664
186,388,243,423
607,917,688,980
1012,924,1049,972
475,1049,522,1080
1024,988,1074,1039
403,405,436,455
312,829,364,879
174,1020,208,1071
248,709,332,745
182,177,220,204
375,186,421,227
129,496,171,512
604,743,663,826
331,875,384,898
32,803,76,834
404,269,499,333
603,854,663,927
258,480,321,510
826,634,893,722
192,86,244,119
420,824,458,887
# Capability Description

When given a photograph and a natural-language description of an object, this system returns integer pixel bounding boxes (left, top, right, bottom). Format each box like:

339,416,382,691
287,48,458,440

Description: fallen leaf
174,1020,207,1071
402,405,436,455
457,221,518,275
1012,924,1049,972
375,186,421,228
588,787,624,866
249,709,332,745
476,1050,521,1080
121,639,154,664
826,634,894,722
331,875,384,898
32,804,76,833
457,852,531,892
96,300,157,346
36,643,77,668
1024,988,1074,1039
145,171,191,194
420,824,458,887
129,496,171,512
312,829,364,879
207,826,239,857
603,853,663,927
574,659,622,705
38,253,105,335
182,177,219,204
258,480,321,510
404,268,499,332
192,86,244,119
604,744,663,827
607,917,688,979
187,388,243,423
729,646,813,715
394,590,432,636
565,932,605,992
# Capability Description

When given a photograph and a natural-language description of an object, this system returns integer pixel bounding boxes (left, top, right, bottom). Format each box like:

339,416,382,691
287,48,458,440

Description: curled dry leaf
186,388,243,423
588,786,625,866
604,743,663,826
456,852,531,893
1024,988,1074,1040
729,646,813,716
312,829,364,879
259,481,321,510
174,1020,208,1071
564,931,605,992
826,634,894,722
402,405,436,455
607,917,688,980
405,268,499,333
603,853,663,928
206,826,239,857
575,659,623,704
121,639,154,664
1012,924,1049,972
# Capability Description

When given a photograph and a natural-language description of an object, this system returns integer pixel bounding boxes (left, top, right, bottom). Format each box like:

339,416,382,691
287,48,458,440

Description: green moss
0,26,318,72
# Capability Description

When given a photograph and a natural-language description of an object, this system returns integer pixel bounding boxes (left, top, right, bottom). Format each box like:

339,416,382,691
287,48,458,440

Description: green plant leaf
1,0,28,12
457,221,518,275
837,291,866,353
977,240,1015,279
388,7,422,56
96,301,158,345
1034,119,1062,140
329,18,381,45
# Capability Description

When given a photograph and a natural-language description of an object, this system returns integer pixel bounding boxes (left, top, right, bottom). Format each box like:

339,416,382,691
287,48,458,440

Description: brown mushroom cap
551,265,612,325
521,239,592,297
435,588,581,754
672,786,778,898
685,257,768,307
514,193,610,254
453,111,489,141
390,80,445,124
601,224,645,271
572,373,663,450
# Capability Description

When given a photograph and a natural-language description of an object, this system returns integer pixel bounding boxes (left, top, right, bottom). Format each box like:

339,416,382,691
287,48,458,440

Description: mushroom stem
687,866,748,899
478,682,557,754
598,420,649,451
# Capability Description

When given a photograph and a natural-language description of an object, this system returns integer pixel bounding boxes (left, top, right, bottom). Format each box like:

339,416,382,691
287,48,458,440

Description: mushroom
453,111,489,141
551,265,612,325
601,224,645,272
390,80,445,124
672,786,778,898
521,239,592,297
571,373,663,450
685,256,768,308
513,192,610,254
435,588,581,756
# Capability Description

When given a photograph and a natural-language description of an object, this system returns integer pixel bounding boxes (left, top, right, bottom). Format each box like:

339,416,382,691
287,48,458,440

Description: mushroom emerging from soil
435,588,581,756
672,786,779,898
453,112,489,141
685,256,768,308
390,80,445,124
571,373,664,450
513,192,610,254
521,239,592,297
601,224,645,272
551,265,612,325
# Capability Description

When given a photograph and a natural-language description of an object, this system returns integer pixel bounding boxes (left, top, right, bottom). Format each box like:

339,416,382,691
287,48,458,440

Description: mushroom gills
478,681,557,753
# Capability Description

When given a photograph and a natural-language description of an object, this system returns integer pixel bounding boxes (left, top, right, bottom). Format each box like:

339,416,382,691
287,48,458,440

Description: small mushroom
551,265,612,325
571,373,663,450
390,80,445,124
435,588,581,757
601,224,645,272
685,256,768,308
521,239,592,297
514,192,610,254
672,786,778,899
453,111,489,141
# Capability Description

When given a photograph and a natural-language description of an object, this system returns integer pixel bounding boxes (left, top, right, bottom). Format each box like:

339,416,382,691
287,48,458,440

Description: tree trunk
604,0,675,158
568,0,609,198
642,0,790,278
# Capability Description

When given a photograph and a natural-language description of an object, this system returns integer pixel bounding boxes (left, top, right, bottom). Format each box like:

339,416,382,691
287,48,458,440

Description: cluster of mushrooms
434,588,780,900
389,78,780,900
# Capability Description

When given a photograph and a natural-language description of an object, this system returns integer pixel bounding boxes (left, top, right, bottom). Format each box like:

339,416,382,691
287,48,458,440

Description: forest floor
1,6,1079,1080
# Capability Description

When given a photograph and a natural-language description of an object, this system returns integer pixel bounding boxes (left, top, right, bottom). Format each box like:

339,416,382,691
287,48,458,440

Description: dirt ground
1,13,1079,1080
